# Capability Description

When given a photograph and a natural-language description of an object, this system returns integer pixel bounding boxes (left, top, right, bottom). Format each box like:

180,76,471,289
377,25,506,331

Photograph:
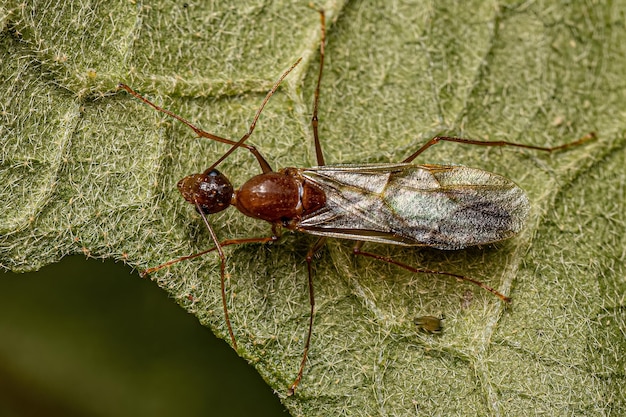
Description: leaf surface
1,0,625,415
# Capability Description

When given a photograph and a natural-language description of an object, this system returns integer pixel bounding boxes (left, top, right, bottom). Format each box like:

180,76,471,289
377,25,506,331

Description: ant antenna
207,57,302,171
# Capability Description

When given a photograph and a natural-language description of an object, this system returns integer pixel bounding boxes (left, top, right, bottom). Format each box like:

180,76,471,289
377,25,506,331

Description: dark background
0,256,288,417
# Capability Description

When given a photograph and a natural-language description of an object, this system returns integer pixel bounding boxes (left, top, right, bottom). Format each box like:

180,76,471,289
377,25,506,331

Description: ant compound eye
177,170,233,214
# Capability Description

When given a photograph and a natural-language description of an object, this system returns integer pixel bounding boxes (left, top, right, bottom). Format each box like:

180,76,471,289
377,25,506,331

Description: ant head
177,169,233,214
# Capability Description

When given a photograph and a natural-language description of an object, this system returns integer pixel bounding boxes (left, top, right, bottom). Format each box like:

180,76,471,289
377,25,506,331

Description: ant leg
288,236,327,395
140,235,278,277
352,242,511,303
142,214,279,350
118,57,302,174
207,58,302,173
402,132,596,163
193,204,280,350
118,83,272,172
311,9,327,166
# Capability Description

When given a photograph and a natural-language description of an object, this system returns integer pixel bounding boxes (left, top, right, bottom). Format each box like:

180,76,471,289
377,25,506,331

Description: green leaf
2,0,625,415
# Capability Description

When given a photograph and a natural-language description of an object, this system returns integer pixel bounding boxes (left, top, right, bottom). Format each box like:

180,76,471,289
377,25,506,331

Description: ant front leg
141,220,279,351
118,57,302,174
141,235,278,277
195,208,283,351
117,83,272,173
351,242,511,303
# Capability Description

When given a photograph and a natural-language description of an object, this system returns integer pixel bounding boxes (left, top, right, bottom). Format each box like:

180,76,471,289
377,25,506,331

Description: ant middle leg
310,9,327,167
287,236,327,395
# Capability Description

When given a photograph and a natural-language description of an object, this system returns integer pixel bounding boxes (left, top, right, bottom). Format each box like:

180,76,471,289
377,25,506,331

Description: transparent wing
298,163,530,250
